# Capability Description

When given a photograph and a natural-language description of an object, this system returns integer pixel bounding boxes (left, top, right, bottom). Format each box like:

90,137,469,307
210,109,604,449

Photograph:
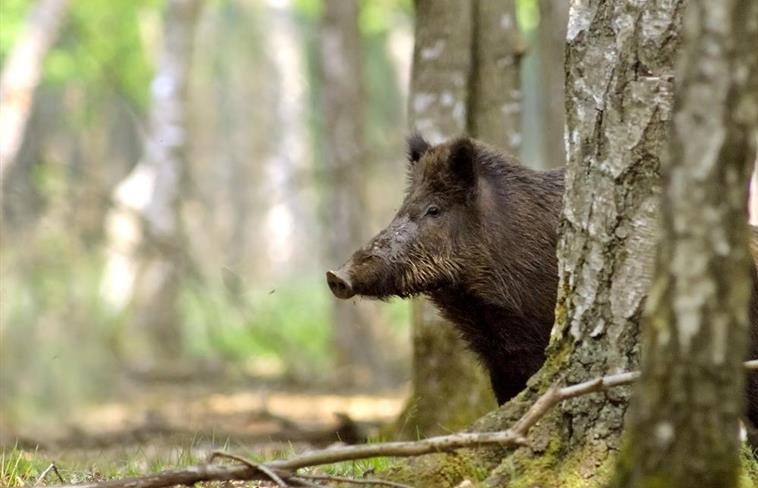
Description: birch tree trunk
397,0,493,439
612,1,758,486
319,0,387,386
535,0,569,168
482,2,682,484
468,0,523,152
387,1,682,485
101,0,201,365
0,0,69,187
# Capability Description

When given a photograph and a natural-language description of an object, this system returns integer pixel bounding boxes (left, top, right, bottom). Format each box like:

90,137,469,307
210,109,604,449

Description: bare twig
511,370,641,437
289,477,324,488
268,429,528,471
209,450,289,487
49,360,758,488
35,463,65,485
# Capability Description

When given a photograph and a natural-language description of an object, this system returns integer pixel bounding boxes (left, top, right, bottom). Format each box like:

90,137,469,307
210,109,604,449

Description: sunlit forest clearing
2,0,758,487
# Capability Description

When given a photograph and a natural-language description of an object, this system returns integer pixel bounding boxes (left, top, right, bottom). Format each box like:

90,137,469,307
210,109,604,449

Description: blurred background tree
0,0,569,443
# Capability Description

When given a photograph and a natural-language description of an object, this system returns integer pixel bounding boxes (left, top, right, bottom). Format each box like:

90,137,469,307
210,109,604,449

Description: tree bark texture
0,0,69,187
612,1,758,487
319,0,387,387
397,0,525,440
386,1,681,485
101,0,201,364
480,1,682,484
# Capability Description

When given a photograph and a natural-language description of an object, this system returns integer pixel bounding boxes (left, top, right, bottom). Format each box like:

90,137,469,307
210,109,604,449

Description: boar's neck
426,164,564,403
469,164,564,322
429,286,553,403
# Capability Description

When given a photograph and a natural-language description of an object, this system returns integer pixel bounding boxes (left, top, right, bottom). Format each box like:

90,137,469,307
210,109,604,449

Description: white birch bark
0,0,70,187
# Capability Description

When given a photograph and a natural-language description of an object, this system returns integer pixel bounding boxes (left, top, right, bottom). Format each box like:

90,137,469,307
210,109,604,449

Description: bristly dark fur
345,136,565,404
407,133,431,163
335,135,758,425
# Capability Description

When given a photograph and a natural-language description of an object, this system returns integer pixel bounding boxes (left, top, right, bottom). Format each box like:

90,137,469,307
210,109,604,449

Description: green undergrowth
5,438,756,487
740,444,758,488
1,437,396,487
0,440,218,487
1,227,410,427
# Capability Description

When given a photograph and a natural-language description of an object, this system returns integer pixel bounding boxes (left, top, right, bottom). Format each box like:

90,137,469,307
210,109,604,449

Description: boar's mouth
326,258,452,301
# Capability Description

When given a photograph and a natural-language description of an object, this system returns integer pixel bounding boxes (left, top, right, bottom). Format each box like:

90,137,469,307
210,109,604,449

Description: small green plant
0,447,47,487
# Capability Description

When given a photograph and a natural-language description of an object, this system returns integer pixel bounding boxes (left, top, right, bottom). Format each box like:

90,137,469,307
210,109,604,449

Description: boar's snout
326,268,355,299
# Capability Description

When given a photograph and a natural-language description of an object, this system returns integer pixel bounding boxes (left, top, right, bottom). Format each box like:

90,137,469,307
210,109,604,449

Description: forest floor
1,376,408,486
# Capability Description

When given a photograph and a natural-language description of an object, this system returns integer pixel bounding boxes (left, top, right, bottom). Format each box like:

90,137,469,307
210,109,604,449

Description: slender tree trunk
468,0,523,152
387,1,681,485
395,0,498,440
319,0,386,386
101,0,201,365
398,0,525,440
612,1,758,486
751,159,758,226
0,0,69,187
260,0,313,278
535,0,569,168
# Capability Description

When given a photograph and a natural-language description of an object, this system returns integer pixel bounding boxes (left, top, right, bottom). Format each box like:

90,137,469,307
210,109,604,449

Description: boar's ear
449,137,477,187
407,133,431,163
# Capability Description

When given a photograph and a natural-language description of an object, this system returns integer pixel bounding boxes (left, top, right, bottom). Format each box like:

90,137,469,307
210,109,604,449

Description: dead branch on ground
49,360,758,488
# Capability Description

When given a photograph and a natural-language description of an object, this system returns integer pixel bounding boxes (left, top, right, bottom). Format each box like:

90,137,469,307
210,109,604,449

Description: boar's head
326,135,483,300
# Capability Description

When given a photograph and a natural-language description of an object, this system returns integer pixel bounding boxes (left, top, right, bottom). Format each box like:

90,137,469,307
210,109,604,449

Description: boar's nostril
326,270,356,299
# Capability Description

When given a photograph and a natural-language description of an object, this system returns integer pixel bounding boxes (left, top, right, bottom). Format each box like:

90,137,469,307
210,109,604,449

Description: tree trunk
612,1,758,486
100,0,201,365
0,0,69,188
397,0,525,440
0,0,69,187
396,0,527,439
399,0,493,439
386,1,681,485
468,0,523,152
319,0,387,387
535,0,569,168
260,0,314,278
751,159,758,226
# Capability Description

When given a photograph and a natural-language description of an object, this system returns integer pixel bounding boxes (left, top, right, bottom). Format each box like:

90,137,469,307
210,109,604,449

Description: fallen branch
35,463,65,485
208,451,288,487
50,360,758,488
294,472,414,488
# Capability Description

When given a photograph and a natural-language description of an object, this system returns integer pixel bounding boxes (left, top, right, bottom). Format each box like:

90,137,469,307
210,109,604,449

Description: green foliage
0,447,47,487
516,0,539,33
360,0,413,35
0,0,30,63
46,0,156,108
183,277,409,382
292,0,412,34
182,278,333,380
0,443,211,486
739,444,758,488
0,0,155,107
0,230,123,425
293,0,322,19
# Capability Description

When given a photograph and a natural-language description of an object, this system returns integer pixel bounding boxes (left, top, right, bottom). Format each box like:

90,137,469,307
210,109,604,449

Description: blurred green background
0,0,547,435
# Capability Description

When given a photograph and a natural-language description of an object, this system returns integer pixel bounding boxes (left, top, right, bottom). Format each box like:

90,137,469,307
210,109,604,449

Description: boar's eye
424,205,441,217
